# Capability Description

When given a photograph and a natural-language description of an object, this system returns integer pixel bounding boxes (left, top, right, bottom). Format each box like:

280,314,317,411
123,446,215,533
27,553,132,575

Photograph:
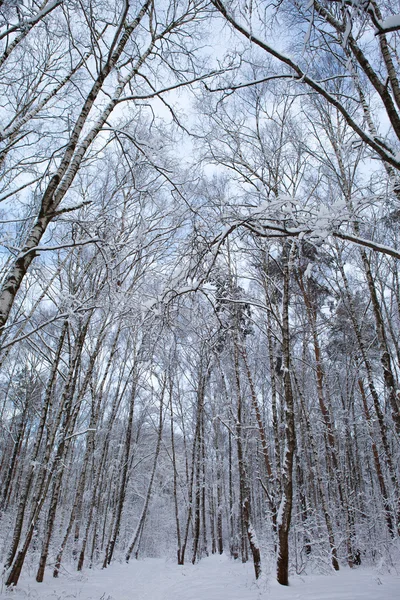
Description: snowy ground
1,555,399,600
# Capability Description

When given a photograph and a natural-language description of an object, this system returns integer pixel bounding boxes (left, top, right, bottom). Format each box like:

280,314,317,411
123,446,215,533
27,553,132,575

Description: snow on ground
1,555,399,600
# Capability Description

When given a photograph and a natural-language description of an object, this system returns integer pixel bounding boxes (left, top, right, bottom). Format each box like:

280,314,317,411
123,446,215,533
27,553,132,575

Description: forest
0,0,400,594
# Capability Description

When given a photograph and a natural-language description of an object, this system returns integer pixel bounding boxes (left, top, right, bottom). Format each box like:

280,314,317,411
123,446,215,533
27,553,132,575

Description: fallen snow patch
1,555,399,600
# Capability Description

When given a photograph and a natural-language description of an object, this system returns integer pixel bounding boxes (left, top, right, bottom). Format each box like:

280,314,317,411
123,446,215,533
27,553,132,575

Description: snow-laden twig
64,428,97,441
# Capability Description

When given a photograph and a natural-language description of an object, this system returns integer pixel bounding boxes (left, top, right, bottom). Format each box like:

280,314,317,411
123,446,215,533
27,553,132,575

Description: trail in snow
1,554,399,600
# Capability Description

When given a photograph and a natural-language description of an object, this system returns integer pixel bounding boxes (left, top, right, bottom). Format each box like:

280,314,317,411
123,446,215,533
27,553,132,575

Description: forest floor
1,554,399,600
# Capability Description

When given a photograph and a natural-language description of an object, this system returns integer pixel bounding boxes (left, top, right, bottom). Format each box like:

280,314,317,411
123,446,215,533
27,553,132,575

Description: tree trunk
234,340,261,579
276,244,295,586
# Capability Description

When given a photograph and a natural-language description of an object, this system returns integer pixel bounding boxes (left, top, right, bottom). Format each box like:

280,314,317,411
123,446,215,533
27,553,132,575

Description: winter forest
1,0,400,598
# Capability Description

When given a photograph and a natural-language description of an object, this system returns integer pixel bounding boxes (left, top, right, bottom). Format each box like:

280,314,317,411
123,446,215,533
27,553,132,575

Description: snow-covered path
1,555,399,600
